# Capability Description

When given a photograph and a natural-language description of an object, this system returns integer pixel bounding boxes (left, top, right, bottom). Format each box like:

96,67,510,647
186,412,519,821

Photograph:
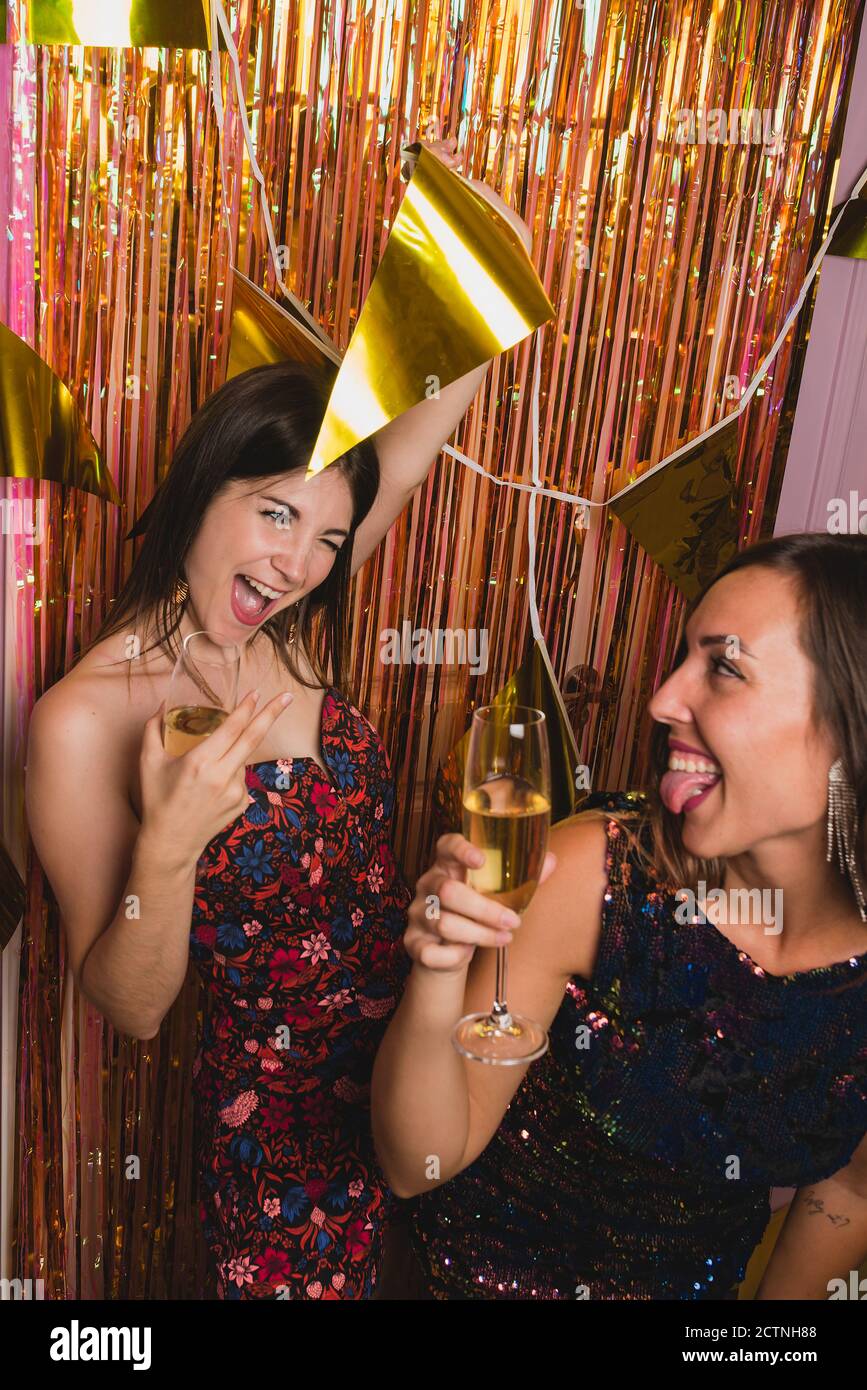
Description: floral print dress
189,685,412,1299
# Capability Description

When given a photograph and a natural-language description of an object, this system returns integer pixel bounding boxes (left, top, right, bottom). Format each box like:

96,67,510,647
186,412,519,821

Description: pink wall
775,19,867,534
768,18,866,1218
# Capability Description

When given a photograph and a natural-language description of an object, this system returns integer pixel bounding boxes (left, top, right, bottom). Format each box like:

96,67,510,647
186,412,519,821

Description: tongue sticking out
232,574,268,618
659,768,721,815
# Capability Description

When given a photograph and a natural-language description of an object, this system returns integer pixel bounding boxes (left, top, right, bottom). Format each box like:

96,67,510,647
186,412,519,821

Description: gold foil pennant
6,0,211,48
432,639,580,838
306,143,555,477
609,418,740,598
226,268,341,380
828,193,867,259
0,838,24,952
0,322,120,503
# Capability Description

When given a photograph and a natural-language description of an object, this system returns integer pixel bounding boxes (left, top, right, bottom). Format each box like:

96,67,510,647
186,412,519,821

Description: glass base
452,1010,549,1065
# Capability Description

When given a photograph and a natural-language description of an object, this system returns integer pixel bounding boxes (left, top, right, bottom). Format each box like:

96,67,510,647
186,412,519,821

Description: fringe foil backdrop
1,0,861,1296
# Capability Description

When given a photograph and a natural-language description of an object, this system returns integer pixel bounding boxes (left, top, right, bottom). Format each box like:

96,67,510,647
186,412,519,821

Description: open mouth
230,573,288,627
659,743,723,815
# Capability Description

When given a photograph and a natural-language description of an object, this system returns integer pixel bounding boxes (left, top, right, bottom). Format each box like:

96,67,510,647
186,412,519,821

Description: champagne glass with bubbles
452,704,552,1065
163,630,242,757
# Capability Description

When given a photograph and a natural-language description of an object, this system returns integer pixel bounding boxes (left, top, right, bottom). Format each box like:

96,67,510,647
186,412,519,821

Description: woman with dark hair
23,141,534,1301
24,351,490,1300
372,532,867,1299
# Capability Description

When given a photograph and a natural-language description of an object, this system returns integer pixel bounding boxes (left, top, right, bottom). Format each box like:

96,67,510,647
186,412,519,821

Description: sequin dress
410,792,867,1300
189,686,412,1299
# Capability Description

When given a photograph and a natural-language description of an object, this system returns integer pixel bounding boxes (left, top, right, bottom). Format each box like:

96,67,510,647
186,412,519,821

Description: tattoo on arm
801,1187,852,1227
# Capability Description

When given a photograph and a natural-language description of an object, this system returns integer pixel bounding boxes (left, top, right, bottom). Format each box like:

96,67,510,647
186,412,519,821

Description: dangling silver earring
827,758,867,922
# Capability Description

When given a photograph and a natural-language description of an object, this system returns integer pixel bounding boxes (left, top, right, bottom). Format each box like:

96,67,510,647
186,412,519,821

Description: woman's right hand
137,688,294,867
405,832,536,974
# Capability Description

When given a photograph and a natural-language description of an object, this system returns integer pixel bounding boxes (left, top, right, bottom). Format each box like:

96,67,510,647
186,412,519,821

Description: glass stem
491,944,512,1027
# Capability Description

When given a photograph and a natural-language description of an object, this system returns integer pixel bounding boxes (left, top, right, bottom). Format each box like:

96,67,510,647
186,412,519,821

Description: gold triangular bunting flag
306,144,555,476
8,0,211,47
0,321,119,503
828,193,867,260
226,268,341,380
610,419,740,598
0,839,24,952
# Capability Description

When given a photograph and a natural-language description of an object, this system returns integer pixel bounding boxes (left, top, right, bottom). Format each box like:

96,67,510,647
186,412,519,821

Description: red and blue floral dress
189,685,412,1299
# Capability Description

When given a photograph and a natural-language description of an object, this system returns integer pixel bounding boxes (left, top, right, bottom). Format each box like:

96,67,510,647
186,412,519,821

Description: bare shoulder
27,684,121,836
29,638,125,747
534,810,612,979
29,666,109,751
27,630,157,786
24,636,158,987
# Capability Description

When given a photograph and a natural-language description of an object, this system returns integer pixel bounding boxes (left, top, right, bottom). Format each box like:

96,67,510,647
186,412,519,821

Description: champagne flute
163,630,242,757
452,704,552,1065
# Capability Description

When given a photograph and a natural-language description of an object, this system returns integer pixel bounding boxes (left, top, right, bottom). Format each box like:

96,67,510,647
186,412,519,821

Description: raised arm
350,363,491,575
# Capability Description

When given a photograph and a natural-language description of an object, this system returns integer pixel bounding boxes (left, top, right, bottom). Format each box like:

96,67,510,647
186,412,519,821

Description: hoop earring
827,758,867,922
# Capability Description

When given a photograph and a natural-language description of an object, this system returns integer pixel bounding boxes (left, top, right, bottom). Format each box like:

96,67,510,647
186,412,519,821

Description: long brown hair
77,360,380,702
601,533,867,906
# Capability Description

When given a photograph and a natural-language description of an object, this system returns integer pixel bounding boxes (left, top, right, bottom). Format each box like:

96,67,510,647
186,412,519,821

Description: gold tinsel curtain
2,0,861,1296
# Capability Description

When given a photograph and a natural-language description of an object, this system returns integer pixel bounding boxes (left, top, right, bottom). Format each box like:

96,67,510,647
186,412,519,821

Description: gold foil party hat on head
305,143,555,477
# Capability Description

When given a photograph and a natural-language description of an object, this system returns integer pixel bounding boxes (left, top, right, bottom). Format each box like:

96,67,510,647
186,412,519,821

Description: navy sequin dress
410,792,867,1299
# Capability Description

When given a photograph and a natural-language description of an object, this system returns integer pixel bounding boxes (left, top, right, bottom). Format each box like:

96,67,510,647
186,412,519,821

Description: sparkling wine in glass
163,630,241,757
452,704,552,1065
